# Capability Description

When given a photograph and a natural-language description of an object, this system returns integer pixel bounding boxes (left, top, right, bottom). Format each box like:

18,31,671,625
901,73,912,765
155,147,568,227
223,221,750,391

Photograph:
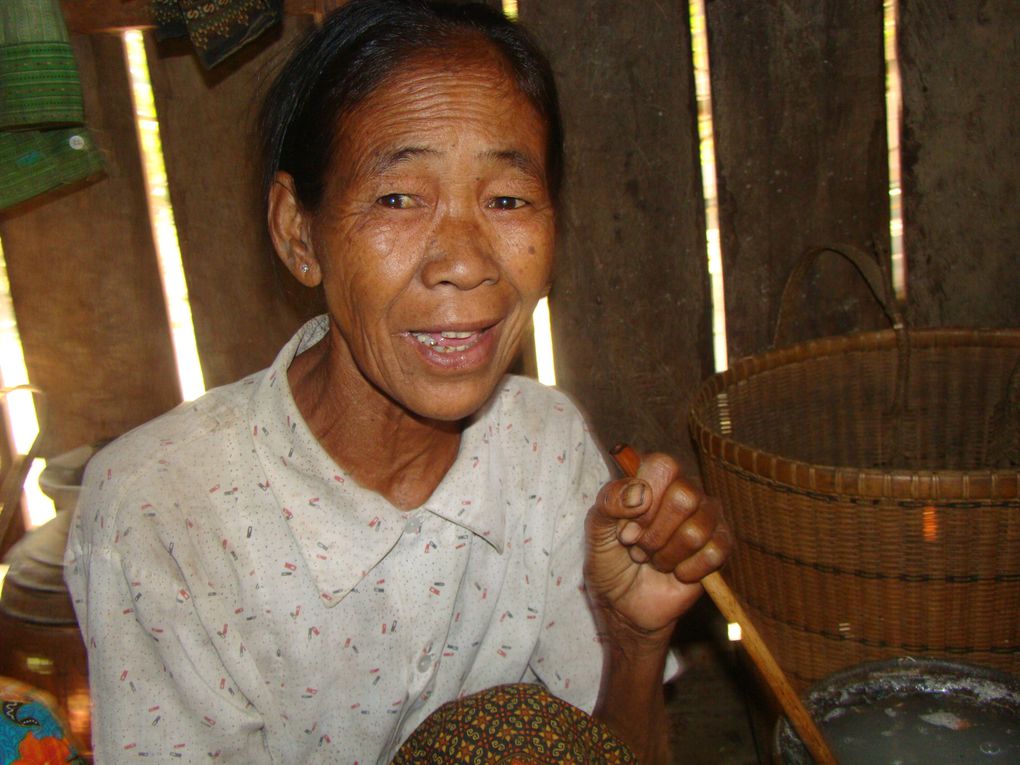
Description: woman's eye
488,196,527,211
377,193,415,209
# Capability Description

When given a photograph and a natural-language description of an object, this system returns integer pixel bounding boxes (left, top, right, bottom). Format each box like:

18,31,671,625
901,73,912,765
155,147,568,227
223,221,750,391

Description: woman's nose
420,211,500,290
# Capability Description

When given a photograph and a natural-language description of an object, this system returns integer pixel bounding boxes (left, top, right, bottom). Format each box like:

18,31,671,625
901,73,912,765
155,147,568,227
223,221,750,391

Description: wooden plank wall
899,0,1020,329
520,2,712,470
0,0,1017,474
706,0,891,359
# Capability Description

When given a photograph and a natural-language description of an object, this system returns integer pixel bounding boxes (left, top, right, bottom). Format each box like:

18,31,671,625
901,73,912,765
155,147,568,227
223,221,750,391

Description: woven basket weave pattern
690,328,1020,690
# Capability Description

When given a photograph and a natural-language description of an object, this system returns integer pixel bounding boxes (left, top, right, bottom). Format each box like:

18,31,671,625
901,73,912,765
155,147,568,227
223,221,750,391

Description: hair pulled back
259,0,563,213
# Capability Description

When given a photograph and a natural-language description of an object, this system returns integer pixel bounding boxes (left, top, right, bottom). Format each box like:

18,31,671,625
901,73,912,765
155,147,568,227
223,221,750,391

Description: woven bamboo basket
688,245,1020,691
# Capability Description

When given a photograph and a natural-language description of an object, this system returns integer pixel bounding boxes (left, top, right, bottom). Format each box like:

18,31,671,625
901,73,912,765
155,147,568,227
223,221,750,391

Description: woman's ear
267,172,321,286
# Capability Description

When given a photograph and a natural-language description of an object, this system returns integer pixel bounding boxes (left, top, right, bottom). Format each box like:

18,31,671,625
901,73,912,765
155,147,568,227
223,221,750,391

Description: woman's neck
287,333,462,511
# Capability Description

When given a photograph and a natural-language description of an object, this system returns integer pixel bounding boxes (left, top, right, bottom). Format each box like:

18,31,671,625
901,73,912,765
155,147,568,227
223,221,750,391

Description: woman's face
304,42,555,422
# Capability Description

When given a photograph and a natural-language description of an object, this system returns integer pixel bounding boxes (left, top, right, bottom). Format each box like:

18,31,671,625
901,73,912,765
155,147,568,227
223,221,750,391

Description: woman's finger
607,445,732,582
587,477,653,553
673,524,732,583
605,451,680,543
641,493,726,574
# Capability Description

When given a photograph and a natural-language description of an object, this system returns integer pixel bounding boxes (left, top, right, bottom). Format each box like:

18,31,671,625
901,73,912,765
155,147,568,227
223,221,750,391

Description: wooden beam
61,0,321,34
61,1,150,32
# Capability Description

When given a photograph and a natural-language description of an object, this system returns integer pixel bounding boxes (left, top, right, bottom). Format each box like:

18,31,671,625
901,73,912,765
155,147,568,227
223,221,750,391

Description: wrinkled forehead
356,43,534,119
331,38,549,177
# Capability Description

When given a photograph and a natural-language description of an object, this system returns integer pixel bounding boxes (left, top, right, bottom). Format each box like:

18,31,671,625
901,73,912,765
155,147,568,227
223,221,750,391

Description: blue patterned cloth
0,677,84,765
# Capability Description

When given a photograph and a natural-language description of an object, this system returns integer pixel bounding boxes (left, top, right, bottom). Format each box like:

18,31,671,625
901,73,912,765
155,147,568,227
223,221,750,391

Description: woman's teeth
411,330,478,353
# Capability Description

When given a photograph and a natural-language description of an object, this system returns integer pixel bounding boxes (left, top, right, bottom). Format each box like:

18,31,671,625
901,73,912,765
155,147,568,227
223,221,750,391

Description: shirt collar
420,401,506,551
249,316,507,608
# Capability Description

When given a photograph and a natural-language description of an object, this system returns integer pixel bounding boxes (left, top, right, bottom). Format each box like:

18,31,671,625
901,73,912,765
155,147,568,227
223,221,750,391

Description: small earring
300,263,310,274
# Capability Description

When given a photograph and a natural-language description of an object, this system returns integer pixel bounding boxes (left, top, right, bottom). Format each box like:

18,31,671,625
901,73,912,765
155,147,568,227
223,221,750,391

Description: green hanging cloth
0,128,104,211
0,0,103,211
151,0,283,69
0,0,84,130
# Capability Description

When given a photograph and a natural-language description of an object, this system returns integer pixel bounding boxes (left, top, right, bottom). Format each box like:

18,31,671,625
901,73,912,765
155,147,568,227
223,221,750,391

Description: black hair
259,0,563,212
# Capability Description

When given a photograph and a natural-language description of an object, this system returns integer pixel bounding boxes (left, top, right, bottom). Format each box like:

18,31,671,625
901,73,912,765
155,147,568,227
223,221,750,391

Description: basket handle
772,244,914,463
988,357,1020,467
772,243,904,349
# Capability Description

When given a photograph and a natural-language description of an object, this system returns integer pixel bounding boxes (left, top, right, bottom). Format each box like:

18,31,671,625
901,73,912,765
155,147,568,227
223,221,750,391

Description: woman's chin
404,376,506,424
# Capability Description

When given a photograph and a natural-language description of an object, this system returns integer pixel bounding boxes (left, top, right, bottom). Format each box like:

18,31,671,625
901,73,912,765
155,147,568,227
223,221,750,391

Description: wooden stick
609,443,840,765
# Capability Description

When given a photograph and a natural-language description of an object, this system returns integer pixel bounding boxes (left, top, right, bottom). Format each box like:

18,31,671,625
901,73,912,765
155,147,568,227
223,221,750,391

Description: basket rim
688,327,1020,500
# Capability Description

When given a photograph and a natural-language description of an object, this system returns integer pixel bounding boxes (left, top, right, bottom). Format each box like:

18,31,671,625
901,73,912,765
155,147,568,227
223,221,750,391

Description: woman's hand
586,450,731,763
584,451,731,643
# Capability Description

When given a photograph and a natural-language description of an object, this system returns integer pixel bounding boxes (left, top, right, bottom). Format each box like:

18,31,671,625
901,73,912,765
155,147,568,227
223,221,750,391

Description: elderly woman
65,1,729,763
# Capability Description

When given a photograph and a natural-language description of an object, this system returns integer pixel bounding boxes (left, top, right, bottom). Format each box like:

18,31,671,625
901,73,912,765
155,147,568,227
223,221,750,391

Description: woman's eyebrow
480,149,544,179
367,146,437,176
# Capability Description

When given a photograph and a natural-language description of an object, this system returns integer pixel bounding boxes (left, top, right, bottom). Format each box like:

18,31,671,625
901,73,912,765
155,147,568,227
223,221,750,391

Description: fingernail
622,481,645,508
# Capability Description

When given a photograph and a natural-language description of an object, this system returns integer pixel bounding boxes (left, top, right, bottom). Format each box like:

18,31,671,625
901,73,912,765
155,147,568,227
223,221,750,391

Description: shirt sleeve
65,464,271,764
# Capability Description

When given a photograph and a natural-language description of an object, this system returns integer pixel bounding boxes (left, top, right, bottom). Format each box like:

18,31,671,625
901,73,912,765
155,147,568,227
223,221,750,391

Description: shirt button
404,518,420,534
416,654,433,673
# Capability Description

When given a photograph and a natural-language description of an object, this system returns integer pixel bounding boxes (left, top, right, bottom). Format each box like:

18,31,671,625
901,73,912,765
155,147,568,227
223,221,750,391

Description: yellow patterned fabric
391,684,637,765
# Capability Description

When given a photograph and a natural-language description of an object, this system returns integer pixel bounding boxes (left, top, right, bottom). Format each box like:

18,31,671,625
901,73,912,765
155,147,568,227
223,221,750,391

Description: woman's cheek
519,239,555,294
501,219,553,275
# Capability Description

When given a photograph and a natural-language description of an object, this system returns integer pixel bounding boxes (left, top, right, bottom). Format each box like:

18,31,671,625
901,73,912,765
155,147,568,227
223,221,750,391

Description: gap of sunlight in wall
884,0,906,300
0,240,55,530
123,30,206,401
502,0,556,385
690,0,738,641
531,297,556,386
688,0,729,373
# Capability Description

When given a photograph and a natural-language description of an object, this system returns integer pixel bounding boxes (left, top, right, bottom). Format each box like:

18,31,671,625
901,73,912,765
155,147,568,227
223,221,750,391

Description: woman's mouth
409,330,483,353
